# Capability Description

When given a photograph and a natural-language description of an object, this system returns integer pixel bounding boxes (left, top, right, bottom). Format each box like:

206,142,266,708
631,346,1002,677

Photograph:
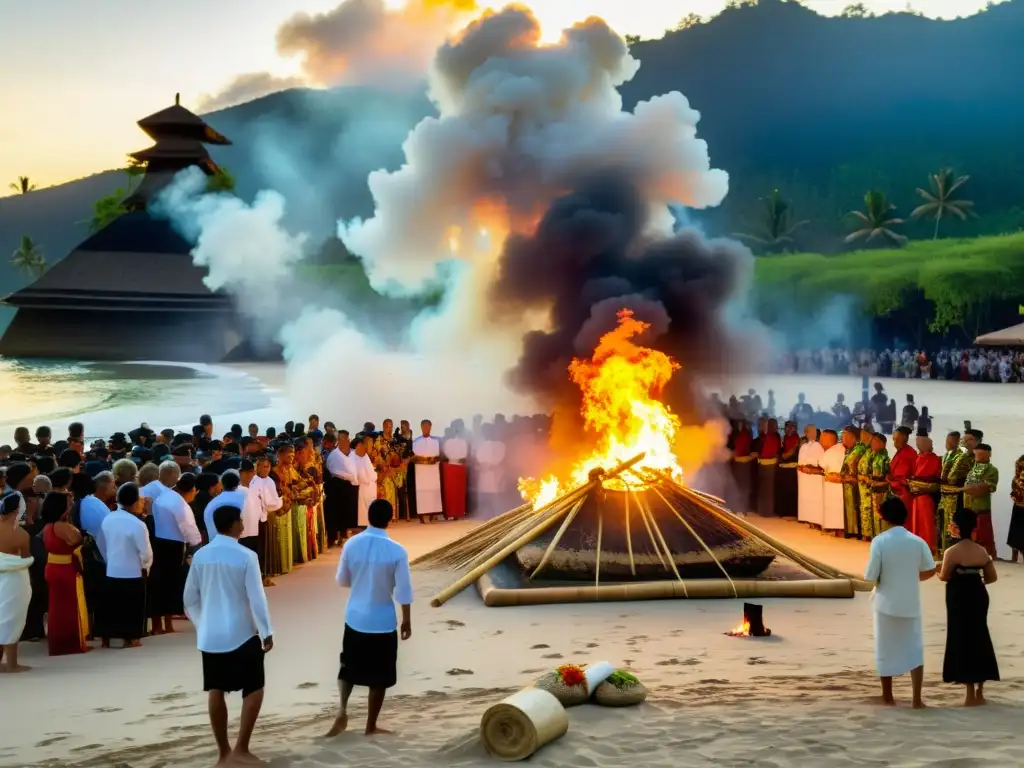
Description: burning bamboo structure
421,456,869,608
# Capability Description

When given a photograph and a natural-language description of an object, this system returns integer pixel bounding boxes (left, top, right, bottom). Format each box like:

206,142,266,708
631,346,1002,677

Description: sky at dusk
0,0,1004,192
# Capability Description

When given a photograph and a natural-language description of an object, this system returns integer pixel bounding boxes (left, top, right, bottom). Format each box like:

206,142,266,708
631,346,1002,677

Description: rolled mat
480,688,569,762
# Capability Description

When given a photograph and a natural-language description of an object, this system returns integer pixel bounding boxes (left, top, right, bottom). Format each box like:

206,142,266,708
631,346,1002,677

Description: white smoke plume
199,0,478,110
165,4,732,428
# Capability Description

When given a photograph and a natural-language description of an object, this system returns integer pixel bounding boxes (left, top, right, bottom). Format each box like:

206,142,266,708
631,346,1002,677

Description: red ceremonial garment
42,525,88,656
759,432,781,460
888,444,917,530
733,430,752,457
781,434,801,461
441,463,468,519
910,451,941,552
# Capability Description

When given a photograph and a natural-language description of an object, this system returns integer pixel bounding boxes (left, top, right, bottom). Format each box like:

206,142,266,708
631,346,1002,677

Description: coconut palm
10,235,46,278
845,190,907,246
8,176,36,194
734,189,809,253
911,168,975,239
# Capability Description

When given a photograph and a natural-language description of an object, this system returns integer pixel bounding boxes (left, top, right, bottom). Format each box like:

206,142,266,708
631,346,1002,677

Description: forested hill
3,0,1024,305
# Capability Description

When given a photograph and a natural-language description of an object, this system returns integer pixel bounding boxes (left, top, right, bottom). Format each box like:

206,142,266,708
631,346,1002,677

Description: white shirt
326,447,357,484
140,480,171,502
336,526,413,634
183,535,273,653
475,440,506,494
204,488,249,541
247,476,282,538
865,526,935,618
443,437,468,462
99,508,154,579
152,491,202,546
79,495,110,555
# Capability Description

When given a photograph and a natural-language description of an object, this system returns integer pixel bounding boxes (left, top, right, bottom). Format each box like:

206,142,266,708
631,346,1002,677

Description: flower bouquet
593,669,648,707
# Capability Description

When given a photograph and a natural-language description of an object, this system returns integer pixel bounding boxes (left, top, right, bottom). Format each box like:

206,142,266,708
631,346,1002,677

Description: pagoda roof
137,101,232,145
2,210,230,311
129,138,215,163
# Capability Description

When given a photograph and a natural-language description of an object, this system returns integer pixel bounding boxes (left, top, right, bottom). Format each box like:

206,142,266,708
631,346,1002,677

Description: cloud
196,72,305,113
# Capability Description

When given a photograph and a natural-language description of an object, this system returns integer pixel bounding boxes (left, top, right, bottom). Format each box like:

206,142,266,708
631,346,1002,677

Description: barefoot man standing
185,505,274,766
327,498,413,737
0,494,33,673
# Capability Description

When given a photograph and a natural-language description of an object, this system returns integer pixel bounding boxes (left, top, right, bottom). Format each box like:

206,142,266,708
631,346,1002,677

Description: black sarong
338,481,359,531
775,464,798,517
1007,504,1024,552
96,576,147,641
757,462,776,517
730,459,756,514
203,635,265,697
148,538,185,618
338,625,398,689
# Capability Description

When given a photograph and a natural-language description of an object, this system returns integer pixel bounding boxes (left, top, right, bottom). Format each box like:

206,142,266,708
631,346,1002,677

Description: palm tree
845,190,907,246
911,168,975,239
10,235,46,278
8,176,36,194
734,189,809,253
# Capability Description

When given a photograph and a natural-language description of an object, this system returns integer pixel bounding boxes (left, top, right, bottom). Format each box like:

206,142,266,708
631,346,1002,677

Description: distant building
0,96,246,361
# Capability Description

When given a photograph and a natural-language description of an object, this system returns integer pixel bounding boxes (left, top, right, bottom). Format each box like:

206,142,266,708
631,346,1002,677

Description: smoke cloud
199,0,478,110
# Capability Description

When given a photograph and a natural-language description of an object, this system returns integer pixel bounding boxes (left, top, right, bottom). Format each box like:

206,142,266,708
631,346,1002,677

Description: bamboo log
412,502,534,567
529,498,585,579
476,571,855,606
430,453,647,607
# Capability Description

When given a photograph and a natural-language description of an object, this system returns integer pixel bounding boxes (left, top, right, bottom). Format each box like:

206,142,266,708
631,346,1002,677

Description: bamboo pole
595,502,604,587
528,498,585,579
623,489,636,576
635,491,687,594
630,488,668,570
412,502,535,567
430,453,647,607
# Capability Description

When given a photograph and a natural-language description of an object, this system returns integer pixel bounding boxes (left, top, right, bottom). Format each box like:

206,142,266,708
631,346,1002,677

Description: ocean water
0,357,284,441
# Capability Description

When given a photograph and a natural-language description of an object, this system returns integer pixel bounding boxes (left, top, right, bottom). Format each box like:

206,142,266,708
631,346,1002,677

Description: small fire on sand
725,603,771,638
518,309,684,508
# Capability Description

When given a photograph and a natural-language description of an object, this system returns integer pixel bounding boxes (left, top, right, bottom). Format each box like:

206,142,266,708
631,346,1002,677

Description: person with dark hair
13,427,36,456
40,491,88,656
199,415,214,440
865,496,936,708
326,432,359,546
58,449,82,472
327,499,412,738
411,419,443,523
248,455,283,586
265,427,277,441
34,426,53,456
308,414,323,443
888,426,917,533
191,473,222,541
867,433,891,538
1008,453,1024,563
0,493,33,672
963,442,999,558
150,473,202,635
939,508,1000,705
97,483,153,649
184,504,273,767
908,431,942,556
204,471,248,541
270,444,296,574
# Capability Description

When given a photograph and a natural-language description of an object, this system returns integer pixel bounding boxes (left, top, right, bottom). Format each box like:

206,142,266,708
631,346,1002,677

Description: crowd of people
772,346,1024,383
0,412,541,674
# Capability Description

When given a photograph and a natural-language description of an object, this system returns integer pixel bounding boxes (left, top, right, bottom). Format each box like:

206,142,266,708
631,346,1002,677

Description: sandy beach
3,513,1023,768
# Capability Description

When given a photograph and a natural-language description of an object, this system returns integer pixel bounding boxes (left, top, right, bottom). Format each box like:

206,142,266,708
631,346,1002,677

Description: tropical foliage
911,168,975,239
10,235,46,278
734,188,808,253
753,232,1024,346
844,190,907,246
8,176,36,194
206,166,237,194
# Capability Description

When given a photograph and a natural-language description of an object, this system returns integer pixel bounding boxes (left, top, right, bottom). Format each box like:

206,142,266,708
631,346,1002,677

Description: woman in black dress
939,508,1000,706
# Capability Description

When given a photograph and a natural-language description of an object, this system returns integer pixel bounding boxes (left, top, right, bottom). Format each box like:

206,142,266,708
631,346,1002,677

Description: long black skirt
1007,505,1024,551
943,569,1000,684
757,463,776,517
148,538,185,618
96,577,147,641
338,482,359,531
730,460,756,514
774,465,798,518
338,625,398,689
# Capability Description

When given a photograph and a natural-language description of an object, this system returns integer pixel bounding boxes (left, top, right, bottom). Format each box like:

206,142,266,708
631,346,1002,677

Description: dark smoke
493,172,756,413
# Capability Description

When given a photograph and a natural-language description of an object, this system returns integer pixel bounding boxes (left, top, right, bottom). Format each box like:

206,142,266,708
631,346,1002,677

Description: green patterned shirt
964,461,998,512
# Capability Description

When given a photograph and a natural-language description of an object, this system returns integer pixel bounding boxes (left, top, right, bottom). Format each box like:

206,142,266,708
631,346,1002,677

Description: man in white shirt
184,503,273,767
864,496,936,708
141,461,180,516
326,499,413,738
818,430,846,534
98,483,154,649
150,472,202,635
474,425,507,517
796,425,824,526
204,470,248,542
326,431,360,539
411,421,443,522
248,456,283,586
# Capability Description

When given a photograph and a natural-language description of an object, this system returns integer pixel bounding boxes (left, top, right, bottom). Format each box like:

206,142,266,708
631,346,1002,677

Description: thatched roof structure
975,322,1024,347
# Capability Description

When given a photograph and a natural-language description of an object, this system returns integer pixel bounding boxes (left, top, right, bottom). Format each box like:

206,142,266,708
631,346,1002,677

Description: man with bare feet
185,505,274,766
0,494,33,673
865,497,936,708
327,499,413,738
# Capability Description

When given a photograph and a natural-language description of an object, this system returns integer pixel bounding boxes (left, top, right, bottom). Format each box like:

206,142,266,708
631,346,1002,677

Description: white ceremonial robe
476,440,507,494
413,436,443,516
443,437,468,462
797,441,825,525
0,553,34,645
353,452,378,528
820,443,847,532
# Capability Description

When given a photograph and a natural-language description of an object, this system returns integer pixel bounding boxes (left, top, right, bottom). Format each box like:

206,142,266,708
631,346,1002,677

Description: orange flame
727,619,751,637
519,309,685,507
